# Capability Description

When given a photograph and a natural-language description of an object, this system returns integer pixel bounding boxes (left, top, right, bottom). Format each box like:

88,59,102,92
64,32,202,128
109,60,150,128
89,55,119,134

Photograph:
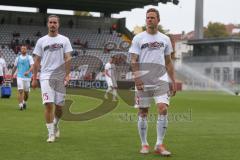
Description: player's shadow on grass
62,88,119,121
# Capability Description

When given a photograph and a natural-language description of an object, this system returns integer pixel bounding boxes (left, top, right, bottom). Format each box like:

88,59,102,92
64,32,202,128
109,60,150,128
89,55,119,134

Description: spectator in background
25,38,30,45
29,18,33,25
74,38,81,45
1,17,5,24
92,72,96,80
10,39,15,47
117,33,122,37
13,45,20,55
15,39,19,45
7,64,12,70
68,19,74,28
84,41,88,48
17,17,22,25
98,27,101,34
72,50,78,57
82,49,86,55
112,24,117,30
43,18,47,26
35,30,42,37
30,40,35,47
11,63,14,69
109,27,113,35
13,31,20,37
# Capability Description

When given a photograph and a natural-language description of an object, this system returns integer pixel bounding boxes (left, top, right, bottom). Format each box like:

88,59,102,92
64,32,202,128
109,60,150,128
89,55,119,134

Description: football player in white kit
32,15,72,143
104,56,118,101
129,8,176,156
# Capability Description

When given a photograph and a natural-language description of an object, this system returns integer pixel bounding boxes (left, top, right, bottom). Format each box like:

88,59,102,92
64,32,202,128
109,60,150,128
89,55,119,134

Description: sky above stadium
0,0,239,34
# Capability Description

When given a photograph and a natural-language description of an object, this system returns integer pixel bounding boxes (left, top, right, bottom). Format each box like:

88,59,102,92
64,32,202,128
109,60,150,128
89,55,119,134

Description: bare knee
45,103,54,112
55,105,62,111
55,105,63,117
157,103,168,115
138,108,149,117
18,89,23,94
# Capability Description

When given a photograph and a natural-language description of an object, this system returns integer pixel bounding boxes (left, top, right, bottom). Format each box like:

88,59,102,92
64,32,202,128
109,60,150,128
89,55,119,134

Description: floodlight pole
194,0,204,39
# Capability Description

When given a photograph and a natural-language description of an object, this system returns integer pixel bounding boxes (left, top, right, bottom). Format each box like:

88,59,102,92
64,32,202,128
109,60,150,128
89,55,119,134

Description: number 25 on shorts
43,93,49,101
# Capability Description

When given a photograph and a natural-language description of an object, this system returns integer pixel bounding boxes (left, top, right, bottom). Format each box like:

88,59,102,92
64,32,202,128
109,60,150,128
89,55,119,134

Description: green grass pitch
0,87,240,160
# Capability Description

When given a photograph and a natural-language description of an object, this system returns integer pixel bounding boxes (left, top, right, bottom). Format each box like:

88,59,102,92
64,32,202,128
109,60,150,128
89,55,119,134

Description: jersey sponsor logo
141,41,164,50
44,43,63,52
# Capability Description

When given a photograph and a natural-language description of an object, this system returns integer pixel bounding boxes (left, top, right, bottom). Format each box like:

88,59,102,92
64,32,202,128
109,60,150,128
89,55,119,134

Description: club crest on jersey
141,41,164,50
44,43,63,52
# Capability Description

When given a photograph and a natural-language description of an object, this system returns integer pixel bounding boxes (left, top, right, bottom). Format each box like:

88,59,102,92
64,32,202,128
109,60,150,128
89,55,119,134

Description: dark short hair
48,15,60,23
146,8,160,21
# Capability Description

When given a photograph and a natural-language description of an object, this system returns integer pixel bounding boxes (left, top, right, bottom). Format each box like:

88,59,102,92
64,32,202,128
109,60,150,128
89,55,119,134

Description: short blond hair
146,8,160,21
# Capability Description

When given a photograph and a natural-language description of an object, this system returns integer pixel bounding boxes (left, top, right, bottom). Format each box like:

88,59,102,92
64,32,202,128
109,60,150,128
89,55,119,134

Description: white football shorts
40,79,65,106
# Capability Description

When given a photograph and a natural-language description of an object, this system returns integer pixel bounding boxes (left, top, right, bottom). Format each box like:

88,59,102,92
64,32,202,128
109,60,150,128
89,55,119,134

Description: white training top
0,57,6,76
104,62,115,78
129,31,173,85
104,62,117,87
33,34,73,80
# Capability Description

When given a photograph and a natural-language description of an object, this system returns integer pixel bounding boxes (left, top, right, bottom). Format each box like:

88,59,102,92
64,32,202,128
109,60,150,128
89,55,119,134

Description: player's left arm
105,68,111,78
31,55,41,89
24,57,34,76
24,64,34,76
64,52,72,85
11,58,18,79
11,66,16,78
165,55,176,96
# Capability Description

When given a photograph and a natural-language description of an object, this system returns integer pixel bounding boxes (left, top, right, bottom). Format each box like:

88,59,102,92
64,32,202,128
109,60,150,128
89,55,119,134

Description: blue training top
17,55,32,78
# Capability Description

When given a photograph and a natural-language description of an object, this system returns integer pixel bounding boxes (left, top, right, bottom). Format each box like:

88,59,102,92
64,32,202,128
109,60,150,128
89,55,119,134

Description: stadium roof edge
0,0,177,14
187,37,240,45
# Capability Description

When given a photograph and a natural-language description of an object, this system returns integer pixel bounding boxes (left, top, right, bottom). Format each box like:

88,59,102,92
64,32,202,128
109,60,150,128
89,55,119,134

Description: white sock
23,100,25,104
46,123,54,136
156,115,168,145
107,87,112,92
19,103,23,108
53,117,60,127
104,88,110,97
112,89,117,99
138,116,148,145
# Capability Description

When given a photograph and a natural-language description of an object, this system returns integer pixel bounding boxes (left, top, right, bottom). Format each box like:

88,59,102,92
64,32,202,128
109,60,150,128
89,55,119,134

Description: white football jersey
33,34,73,80
129,31,173,85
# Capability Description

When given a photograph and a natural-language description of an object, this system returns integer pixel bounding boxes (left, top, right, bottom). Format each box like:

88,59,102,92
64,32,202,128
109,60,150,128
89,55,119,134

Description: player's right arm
3,63,6,81
11,66,16,78
105,68,111,78
31,55,41,89
64,52,72,86
11,57,18,80
129,34,143,90
131,53,143,90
